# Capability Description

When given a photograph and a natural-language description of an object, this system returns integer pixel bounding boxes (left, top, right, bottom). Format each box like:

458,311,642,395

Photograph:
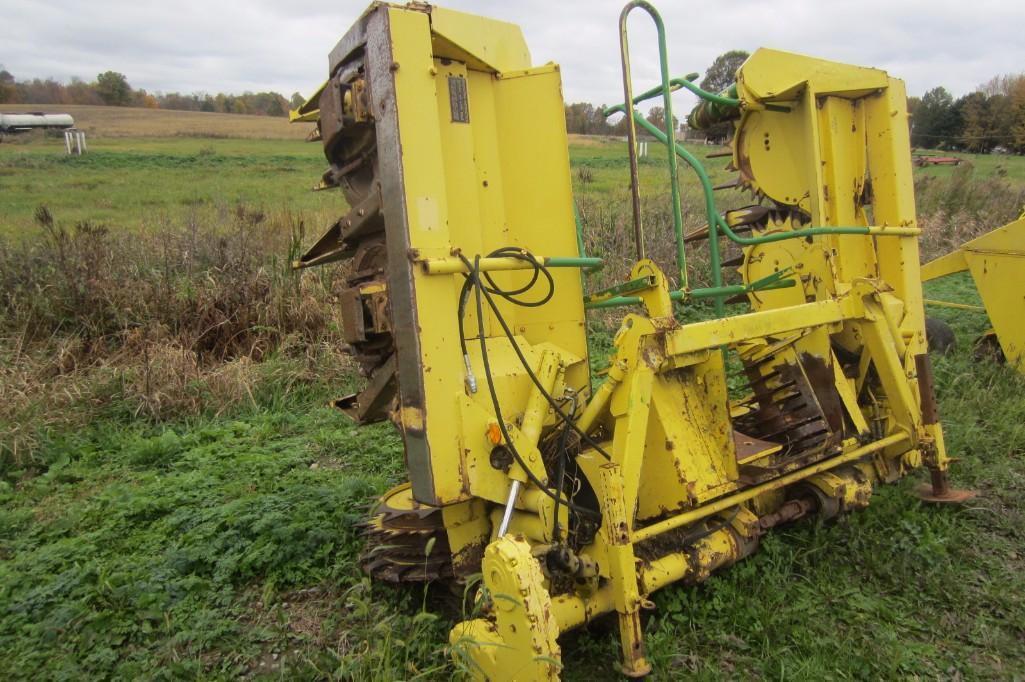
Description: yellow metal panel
739,48,889,102
965,249,1025,371
387,6,465,504
864,77,926,355
922,218,1025,373
666,298,856,356
962,215,1025,253
734,103,817,213
428,5,531,72
921,249,969,281
382,5,587,505
641,357,737,513
817,96,877,281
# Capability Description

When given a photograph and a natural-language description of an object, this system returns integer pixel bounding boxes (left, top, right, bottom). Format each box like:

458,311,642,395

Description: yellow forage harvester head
291,2,975,679
921,216,1025,374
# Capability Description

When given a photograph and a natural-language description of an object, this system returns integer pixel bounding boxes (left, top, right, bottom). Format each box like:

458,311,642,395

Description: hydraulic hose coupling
463,353,478,394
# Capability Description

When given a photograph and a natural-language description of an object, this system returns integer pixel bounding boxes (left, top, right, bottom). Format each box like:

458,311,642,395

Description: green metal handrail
616,1,686,291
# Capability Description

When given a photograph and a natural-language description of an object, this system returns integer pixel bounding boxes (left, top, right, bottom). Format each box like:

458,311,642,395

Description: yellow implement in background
922,216,1025,373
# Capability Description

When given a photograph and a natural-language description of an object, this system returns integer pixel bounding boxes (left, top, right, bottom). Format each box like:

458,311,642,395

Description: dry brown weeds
0,204,351,470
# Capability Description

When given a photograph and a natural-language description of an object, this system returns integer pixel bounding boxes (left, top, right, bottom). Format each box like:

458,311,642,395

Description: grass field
2,108,1025,679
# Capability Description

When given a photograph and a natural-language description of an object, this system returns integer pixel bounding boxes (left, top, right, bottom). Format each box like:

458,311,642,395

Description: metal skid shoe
915,468,976,505
450,536,563,681
451,463,652,681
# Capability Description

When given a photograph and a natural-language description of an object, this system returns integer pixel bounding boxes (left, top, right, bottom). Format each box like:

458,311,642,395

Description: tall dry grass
914,165,1025,260
575,186,751,297
0,204,352,472
2,164,1019,474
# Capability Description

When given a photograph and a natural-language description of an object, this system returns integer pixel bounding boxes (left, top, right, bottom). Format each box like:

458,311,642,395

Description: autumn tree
1011,78,1025,154
564,102,615,135
644,105,678,134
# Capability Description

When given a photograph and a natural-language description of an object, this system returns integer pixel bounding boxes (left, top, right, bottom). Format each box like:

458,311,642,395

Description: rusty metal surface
914,353,940,426
733,430,782,463
915,468,976,504
335,353,397,424
360,484,453,582
757,495,816,530
734,340,845,478
366,7,435,501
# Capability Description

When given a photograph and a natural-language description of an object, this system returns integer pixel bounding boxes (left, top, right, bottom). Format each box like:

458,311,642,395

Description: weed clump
0,205,350,474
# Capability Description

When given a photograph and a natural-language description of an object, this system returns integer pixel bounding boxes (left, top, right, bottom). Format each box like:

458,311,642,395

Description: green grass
0,137,337,237
2,130,1025,678
2,273,1022,679
0,379,456,679
916,148,1025,181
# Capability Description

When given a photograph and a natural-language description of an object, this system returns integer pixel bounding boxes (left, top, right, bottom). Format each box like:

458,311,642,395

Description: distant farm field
1,106,1025,679
1,103,313,139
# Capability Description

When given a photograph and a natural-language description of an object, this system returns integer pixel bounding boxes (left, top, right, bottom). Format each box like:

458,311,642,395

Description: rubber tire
925,317,956,355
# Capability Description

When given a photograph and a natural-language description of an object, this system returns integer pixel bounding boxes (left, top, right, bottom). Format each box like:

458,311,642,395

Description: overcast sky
2,0,1023,106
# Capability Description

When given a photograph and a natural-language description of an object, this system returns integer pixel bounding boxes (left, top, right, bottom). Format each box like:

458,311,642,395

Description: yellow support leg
598,463,651,678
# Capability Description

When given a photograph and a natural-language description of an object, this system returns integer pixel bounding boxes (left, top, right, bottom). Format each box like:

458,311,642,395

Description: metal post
497,480,522,536
617,1,685,284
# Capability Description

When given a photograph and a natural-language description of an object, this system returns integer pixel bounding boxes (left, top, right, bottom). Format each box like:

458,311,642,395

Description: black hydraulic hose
467,254,601,520
456,249,612,462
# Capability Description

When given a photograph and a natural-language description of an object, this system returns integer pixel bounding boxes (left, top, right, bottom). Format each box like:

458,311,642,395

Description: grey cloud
1,0,1022,102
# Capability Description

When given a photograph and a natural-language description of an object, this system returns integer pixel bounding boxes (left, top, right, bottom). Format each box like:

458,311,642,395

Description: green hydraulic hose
604,77,740,117
600,63,904,317
604,70,740,317
631,113,881,246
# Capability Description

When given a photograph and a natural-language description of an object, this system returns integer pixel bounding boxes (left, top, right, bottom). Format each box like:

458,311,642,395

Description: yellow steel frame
294,4,969,680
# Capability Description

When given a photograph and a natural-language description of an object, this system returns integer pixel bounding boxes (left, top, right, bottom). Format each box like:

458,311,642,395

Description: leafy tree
289,92,306,111
96,71,132,106
0,66,16,103
700,50,750,94
906,95,921,121
959,92,995,152
699,50,749,142
911,87,960,149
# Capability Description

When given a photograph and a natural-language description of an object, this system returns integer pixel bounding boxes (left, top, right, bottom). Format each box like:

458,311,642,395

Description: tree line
5,57,1023,149
909,76,1025,153
0,67,301,118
